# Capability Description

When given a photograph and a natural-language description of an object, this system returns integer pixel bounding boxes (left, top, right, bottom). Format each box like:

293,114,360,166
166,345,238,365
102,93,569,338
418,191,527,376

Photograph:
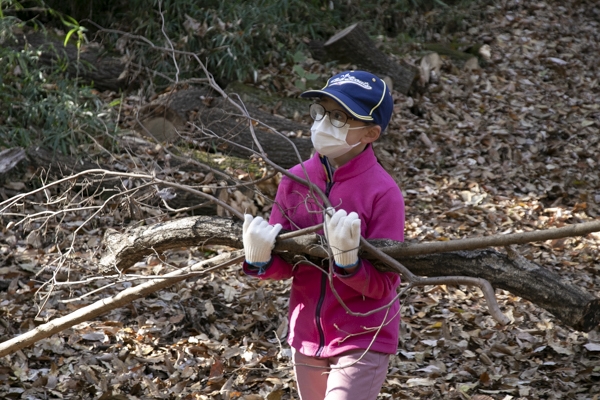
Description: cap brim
299,90,323,98
300,89,374,123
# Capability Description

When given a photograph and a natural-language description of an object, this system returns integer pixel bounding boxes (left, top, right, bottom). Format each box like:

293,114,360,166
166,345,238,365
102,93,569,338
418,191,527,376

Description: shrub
0,9,117,154
43,0,463,86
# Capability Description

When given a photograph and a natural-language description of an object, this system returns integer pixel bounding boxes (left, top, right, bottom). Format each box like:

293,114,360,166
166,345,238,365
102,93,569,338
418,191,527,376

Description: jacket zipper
315,271,327,357
315,156,335,356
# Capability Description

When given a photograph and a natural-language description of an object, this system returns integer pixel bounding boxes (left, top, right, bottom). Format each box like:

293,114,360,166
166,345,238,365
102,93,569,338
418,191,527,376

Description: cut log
100,216,600,332
137,87,313,168
11,30,311,167
0,148,26,177
319,23,418,95
136,103,186,143
198,98,313,168
225,81,309,120
422,43,481,70
418,52,443,85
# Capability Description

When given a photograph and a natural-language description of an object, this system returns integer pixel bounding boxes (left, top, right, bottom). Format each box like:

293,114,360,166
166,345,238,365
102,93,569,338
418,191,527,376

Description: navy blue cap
301,70,394,133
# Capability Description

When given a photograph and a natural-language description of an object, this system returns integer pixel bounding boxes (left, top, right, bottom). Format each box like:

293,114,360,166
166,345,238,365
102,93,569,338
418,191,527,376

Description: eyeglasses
309,103,353,128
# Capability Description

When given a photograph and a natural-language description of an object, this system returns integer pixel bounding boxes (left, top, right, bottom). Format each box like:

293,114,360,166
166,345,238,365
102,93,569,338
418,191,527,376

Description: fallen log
310,23,418,95
422,43,491,70
12,31,134,92
9,28,312,167
100,215,600,332
137,87,313,168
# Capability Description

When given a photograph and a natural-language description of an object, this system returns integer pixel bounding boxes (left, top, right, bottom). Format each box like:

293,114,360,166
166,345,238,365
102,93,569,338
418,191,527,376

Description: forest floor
1,0,600,399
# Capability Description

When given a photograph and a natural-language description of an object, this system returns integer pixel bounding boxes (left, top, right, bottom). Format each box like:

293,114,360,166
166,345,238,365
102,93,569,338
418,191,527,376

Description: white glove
324,208,361,268
243,214,282,266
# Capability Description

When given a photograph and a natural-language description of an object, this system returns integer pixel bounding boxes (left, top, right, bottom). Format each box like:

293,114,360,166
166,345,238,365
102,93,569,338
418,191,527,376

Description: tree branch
386,220,600,256
98,215,600,331
0,251,244,358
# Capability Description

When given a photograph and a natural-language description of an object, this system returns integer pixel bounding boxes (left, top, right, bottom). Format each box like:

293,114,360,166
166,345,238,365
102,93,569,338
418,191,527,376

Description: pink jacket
244,145,405,357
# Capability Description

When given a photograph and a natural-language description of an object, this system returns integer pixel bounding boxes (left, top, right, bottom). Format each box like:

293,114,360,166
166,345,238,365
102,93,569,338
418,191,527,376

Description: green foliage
81,0,465,87
86,0,341,86
53,11,86,49
0,13,116,154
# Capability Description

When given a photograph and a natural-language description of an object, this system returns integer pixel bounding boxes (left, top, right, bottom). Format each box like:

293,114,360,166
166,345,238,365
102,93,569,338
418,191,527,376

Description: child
242,70,405,400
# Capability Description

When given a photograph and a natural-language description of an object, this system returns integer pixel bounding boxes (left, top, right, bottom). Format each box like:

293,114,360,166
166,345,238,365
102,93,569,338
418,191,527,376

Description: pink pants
292,348,390,400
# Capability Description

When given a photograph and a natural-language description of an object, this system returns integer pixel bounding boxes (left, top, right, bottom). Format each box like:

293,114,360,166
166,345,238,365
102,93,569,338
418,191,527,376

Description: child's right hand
242,215,282,267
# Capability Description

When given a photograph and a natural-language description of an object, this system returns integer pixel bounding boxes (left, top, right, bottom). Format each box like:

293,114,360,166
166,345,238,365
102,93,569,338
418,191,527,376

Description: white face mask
310,116,363,159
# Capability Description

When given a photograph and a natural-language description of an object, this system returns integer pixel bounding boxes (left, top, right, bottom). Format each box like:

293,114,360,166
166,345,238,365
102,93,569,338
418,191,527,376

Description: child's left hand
324,208,361,269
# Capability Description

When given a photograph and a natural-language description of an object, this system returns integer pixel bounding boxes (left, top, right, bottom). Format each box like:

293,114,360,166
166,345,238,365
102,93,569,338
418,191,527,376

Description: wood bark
100,216,600,332
315,23,418,95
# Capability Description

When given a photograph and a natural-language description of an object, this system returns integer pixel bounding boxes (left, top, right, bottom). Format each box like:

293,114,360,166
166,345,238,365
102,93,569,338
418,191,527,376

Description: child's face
319,97,375,146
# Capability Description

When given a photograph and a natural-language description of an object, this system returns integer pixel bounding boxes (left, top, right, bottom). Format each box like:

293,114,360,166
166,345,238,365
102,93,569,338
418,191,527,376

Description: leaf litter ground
1,0,600,399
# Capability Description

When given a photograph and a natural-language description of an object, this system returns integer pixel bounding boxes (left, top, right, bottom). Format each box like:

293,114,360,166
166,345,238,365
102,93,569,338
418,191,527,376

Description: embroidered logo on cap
328,73,372,90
